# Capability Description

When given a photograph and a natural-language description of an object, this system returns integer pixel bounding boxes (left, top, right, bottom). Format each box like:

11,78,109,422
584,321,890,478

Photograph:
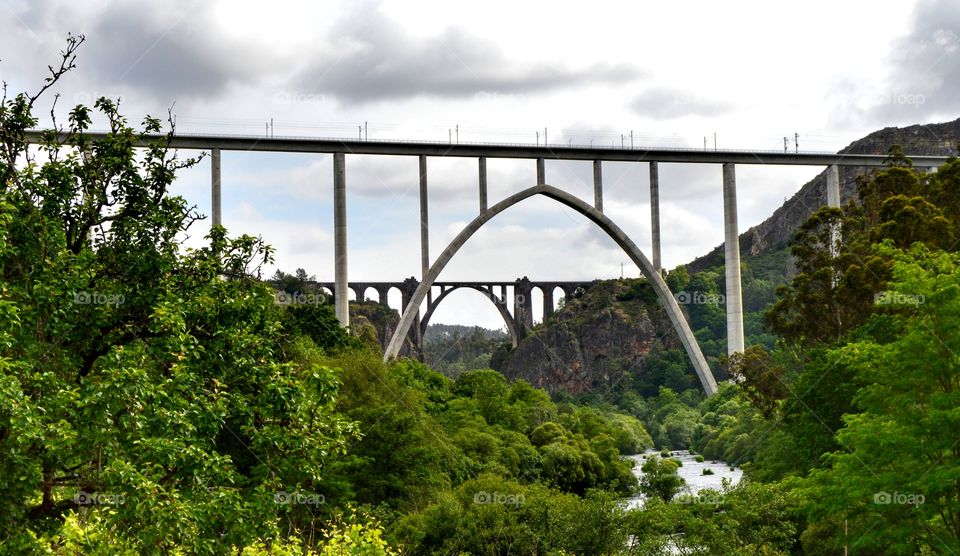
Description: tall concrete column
536,158,545,185
649,162,661,273
593,160,603,211
211,148,222,227
826,164,840,208
419,155,429,278
723,163,744,355
479,157,488,212
826,164,841,259
542,286,554,322
333,152,349,327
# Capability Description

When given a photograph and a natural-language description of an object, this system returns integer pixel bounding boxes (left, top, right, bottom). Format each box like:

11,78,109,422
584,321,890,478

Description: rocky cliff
497,280,682,395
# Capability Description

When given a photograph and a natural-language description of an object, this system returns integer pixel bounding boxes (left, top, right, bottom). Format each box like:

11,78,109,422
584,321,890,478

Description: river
623,449,743,510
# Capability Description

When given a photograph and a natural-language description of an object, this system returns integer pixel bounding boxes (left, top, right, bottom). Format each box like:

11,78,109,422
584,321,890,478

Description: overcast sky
3,0,958,329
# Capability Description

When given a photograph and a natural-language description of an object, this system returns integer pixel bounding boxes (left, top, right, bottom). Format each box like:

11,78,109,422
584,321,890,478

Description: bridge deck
23,130,951,167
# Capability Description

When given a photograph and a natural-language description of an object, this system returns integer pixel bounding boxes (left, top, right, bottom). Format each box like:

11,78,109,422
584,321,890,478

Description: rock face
499,280,679,395
687,118,960,273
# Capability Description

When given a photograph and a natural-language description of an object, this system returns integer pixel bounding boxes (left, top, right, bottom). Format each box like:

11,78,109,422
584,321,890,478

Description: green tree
0,38,356,553
638,455,684,502
726,346,788,418
800,244,960,554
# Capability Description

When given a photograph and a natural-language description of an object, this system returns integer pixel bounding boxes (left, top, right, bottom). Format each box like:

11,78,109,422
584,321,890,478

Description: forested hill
687,117,960,273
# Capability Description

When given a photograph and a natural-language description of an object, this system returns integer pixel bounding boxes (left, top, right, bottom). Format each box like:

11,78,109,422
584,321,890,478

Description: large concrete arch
383,184,718,396
418,285,521,348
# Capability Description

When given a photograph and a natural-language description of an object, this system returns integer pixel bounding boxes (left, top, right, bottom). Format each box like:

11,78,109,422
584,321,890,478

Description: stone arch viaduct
25,130,951,395
309,277,590,354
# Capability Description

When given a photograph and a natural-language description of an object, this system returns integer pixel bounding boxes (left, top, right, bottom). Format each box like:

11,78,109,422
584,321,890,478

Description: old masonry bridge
305,278,592,354
26,130,952,395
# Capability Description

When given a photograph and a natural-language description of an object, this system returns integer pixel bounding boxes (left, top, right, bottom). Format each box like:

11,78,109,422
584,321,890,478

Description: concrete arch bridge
26,129,951,394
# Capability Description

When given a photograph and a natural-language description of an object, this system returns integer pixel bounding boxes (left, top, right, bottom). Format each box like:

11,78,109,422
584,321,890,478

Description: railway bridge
26,129,952,395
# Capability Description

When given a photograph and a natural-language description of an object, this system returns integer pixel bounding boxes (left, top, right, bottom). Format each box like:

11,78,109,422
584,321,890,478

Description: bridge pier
349,284,365,303
419,156,430,275
400,277,423,357
826,164,841,258
479,156,488,212
542,286,554,322
333,152,349,328
514,277,534,335
536,158,545,185
593,160,603,211
375,285,391,307
649,161,661,274
211,148,222,227
723,163,744,355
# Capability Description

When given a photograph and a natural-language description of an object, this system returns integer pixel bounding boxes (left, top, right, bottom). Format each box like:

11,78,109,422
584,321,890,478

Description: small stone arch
418,285,521,348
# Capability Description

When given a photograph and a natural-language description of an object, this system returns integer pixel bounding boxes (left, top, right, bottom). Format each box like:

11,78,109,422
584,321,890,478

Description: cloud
3,1,279,105
871,0,960,122
629,86,733,119
81,3,277,104
292,4,642,105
